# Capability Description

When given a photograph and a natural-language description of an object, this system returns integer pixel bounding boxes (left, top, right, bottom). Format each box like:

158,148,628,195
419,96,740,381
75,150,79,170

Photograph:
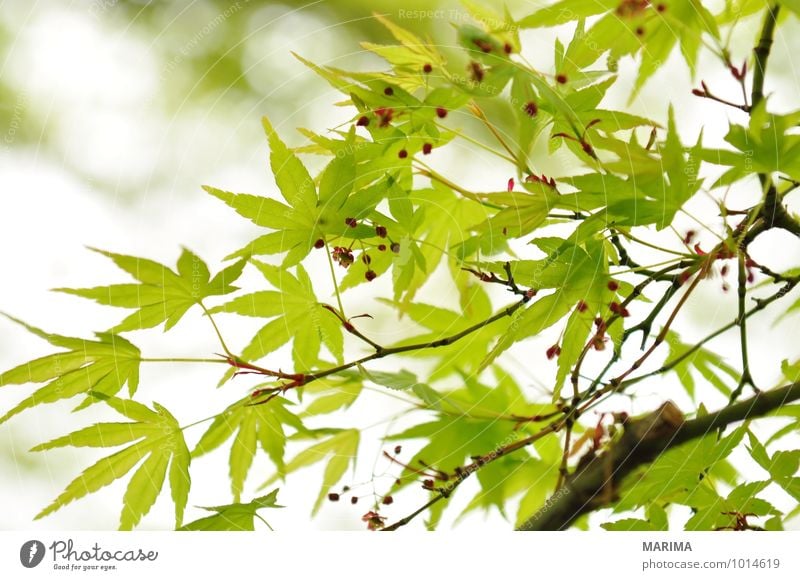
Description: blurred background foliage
0,0,489,200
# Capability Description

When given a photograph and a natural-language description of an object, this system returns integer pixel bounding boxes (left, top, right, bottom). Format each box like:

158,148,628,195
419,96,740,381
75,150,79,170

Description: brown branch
751,3,780,111
247,296,532,399
517,381,800,531
383,421,565,531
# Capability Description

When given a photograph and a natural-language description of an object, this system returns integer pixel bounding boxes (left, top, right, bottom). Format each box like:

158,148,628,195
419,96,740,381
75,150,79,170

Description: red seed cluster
473,38,494,53
609,301,630,317
469,61,485,82
375,107,394,127
362,511,386,531
526,173,557,188
332,246,354,269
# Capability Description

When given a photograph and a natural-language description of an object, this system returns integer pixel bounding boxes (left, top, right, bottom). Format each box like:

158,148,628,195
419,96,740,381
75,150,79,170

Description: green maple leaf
0,314,140,422
520,0,719,100
55,247,244,333
31,395,191,530
209,260,343,371
261,429,359,516
206,115,320,267
178,489,282,531
192,396,306,502
380,282,509,381
701,103,800,186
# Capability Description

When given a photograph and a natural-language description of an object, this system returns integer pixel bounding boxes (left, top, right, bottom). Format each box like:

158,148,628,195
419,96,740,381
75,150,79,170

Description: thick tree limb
517,382,800,531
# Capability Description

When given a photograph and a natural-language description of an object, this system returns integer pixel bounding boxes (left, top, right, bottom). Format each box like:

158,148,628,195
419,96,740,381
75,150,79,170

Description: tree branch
517,381,800,531
751,3,780,111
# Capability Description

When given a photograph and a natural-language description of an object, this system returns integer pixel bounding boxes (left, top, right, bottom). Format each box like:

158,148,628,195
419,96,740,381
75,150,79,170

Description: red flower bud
524,101,538,117
398,149,408,159
365,270,377,282
556,73,568,84
384,87,394,96
423,63,433,73
422,143,433,155
314,238,325,249
356,115,369,127
607,280,619,291
375,225,387,238
436,107,447,118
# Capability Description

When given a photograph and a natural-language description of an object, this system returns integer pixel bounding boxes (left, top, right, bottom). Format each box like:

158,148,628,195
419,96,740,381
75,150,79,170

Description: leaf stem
140,357,228,364
200,301,232,356
323,240,346,316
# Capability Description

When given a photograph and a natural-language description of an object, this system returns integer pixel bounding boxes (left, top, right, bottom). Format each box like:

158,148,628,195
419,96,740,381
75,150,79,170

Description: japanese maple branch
517,381,800,531
731,253,756,403
751,3,779,111
382,420,565,531
616,275,799,391
242,295,533,399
